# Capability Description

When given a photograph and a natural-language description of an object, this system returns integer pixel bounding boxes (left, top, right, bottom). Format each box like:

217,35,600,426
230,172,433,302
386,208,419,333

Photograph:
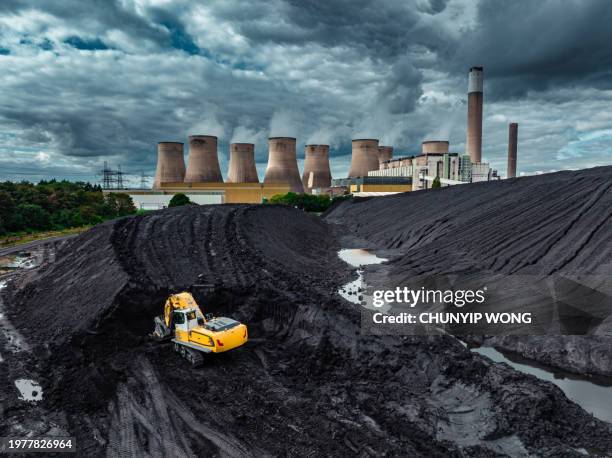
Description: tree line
0,180,136,236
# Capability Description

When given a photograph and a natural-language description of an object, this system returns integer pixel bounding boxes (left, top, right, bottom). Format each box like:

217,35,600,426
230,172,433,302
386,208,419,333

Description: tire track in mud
107,357,254,457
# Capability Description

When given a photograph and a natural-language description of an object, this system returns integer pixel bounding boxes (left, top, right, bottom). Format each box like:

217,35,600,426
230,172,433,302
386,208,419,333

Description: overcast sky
1,0,611,186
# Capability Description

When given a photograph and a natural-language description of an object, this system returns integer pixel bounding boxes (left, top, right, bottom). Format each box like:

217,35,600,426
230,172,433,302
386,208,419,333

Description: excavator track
173,341,204,367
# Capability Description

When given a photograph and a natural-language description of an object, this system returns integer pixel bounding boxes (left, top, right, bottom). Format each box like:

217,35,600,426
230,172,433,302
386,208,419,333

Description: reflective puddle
337,249,387,306
15,379,43,402
471,346,612,423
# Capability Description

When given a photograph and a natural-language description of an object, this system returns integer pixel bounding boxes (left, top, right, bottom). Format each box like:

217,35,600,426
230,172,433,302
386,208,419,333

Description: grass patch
0,226,91,248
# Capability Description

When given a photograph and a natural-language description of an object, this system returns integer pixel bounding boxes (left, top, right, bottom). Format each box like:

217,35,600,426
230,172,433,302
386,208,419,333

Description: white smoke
188,108,226,139
269,109,303,138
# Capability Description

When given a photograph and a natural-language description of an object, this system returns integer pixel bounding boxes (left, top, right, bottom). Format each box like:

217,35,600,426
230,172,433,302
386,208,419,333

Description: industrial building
263,137,304,193
507,123,518,178
370,138,498,190
227,143,259,183
466,66,483,164
302,144,332,193
331,176,412,195
348,139,380,178
108,182,291,209
184,135,223,183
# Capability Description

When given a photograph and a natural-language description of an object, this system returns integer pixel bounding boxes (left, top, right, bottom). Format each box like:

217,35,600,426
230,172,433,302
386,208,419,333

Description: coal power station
153,142,185,189
302,144,332,192
466,66,484,164
184,135,223,183
263,137,304,193
227,143,259,183
142,64,523,205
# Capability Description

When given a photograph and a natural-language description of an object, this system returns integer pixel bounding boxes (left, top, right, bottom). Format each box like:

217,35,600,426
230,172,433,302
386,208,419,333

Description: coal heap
0,196,610,456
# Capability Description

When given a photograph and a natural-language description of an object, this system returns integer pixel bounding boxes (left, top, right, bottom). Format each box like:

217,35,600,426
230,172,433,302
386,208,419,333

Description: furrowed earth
0,168,611,456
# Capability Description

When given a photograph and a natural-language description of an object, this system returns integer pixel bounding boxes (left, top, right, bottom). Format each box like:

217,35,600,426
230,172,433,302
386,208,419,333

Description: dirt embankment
1,203,611,456
326,166,612,376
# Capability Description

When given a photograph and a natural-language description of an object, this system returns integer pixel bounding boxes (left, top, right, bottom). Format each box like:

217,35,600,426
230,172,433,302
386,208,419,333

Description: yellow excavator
153,292,248,366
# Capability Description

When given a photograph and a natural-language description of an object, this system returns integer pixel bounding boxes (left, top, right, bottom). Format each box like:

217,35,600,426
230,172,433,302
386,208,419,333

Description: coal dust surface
0,200,610,456
326,166,612,376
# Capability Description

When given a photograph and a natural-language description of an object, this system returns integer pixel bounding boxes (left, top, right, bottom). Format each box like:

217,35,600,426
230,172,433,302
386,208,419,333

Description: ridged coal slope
326,166,612,375
327,166,612,276
10,204,343,346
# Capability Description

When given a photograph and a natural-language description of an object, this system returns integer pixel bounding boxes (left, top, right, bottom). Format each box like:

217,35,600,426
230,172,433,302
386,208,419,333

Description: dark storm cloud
147,7,200,55
450,0,612,100
64,36,110,51
0,0,611,182
221,0,444,60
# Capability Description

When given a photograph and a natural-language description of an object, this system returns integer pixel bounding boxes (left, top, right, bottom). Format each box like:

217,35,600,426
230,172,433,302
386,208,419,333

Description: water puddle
337,249,387,306
0,253,37,274
15,379,43,402
471,346,612,423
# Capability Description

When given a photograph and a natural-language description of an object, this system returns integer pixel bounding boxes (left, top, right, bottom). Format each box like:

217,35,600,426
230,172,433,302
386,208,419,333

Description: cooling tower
302,144,331,192
378,146,393,163
466,66,484,163
153,142,185,189
507,123,518,179
422,141,449,155
348,139,380,178
227,143,259,183
184,135,223,183
263,137,304,193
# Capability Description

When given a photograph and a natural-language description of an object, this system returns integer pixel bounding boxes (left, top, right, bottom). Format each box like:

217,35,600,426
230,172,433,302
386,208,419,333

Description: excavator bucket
153,315,172,340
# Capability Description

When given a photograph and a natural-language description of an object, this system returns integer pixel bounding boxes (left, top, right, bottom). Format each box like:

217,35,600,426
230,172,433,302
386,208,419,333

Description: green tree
114,193,137,216
268,192,332,212
431,176,442,189
16,204,52,230
168,193,191,207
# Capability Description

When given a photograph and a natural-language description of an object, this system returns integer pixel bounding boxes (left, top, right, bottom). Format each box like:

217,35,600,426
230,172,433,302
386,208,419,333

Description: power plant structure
184,135,223,183
144,64,512,202
507,123,518,178
378,146,393,164
153,142,185,189
466,66,484,164
227,143,259,183
422,141,449,155
302,144,331,193
348,139,380,178
263,137,304,193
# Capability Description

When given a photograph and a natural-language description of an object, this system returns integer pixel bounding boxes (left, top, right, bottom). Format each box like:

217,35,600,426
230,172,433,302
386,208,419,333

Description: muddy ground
0,191,611,456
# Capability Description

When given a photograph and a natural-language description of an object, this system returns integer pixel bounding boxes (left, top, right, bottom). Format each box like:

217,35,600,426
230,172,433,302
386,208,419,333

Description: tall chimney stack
185,135,223,183
153,142,185,189
466,66,484,163
302,144,331,193
348,139,380,177
378,146,393,164
227,143,259,183
264,137,304,193
507,123,518,179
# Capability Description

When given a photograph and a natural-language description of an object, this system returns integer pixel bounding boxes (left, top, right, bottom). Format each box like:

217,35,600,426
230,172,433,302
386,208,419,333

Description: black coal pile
326,166,612,375
1,202,611,456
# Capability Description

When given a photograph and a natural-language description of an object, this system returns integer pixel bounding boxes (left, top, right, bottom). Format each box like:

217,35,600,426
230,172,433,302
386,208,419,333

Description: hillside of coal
326,166,612,376
1,202,611,456
7,204,346,348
